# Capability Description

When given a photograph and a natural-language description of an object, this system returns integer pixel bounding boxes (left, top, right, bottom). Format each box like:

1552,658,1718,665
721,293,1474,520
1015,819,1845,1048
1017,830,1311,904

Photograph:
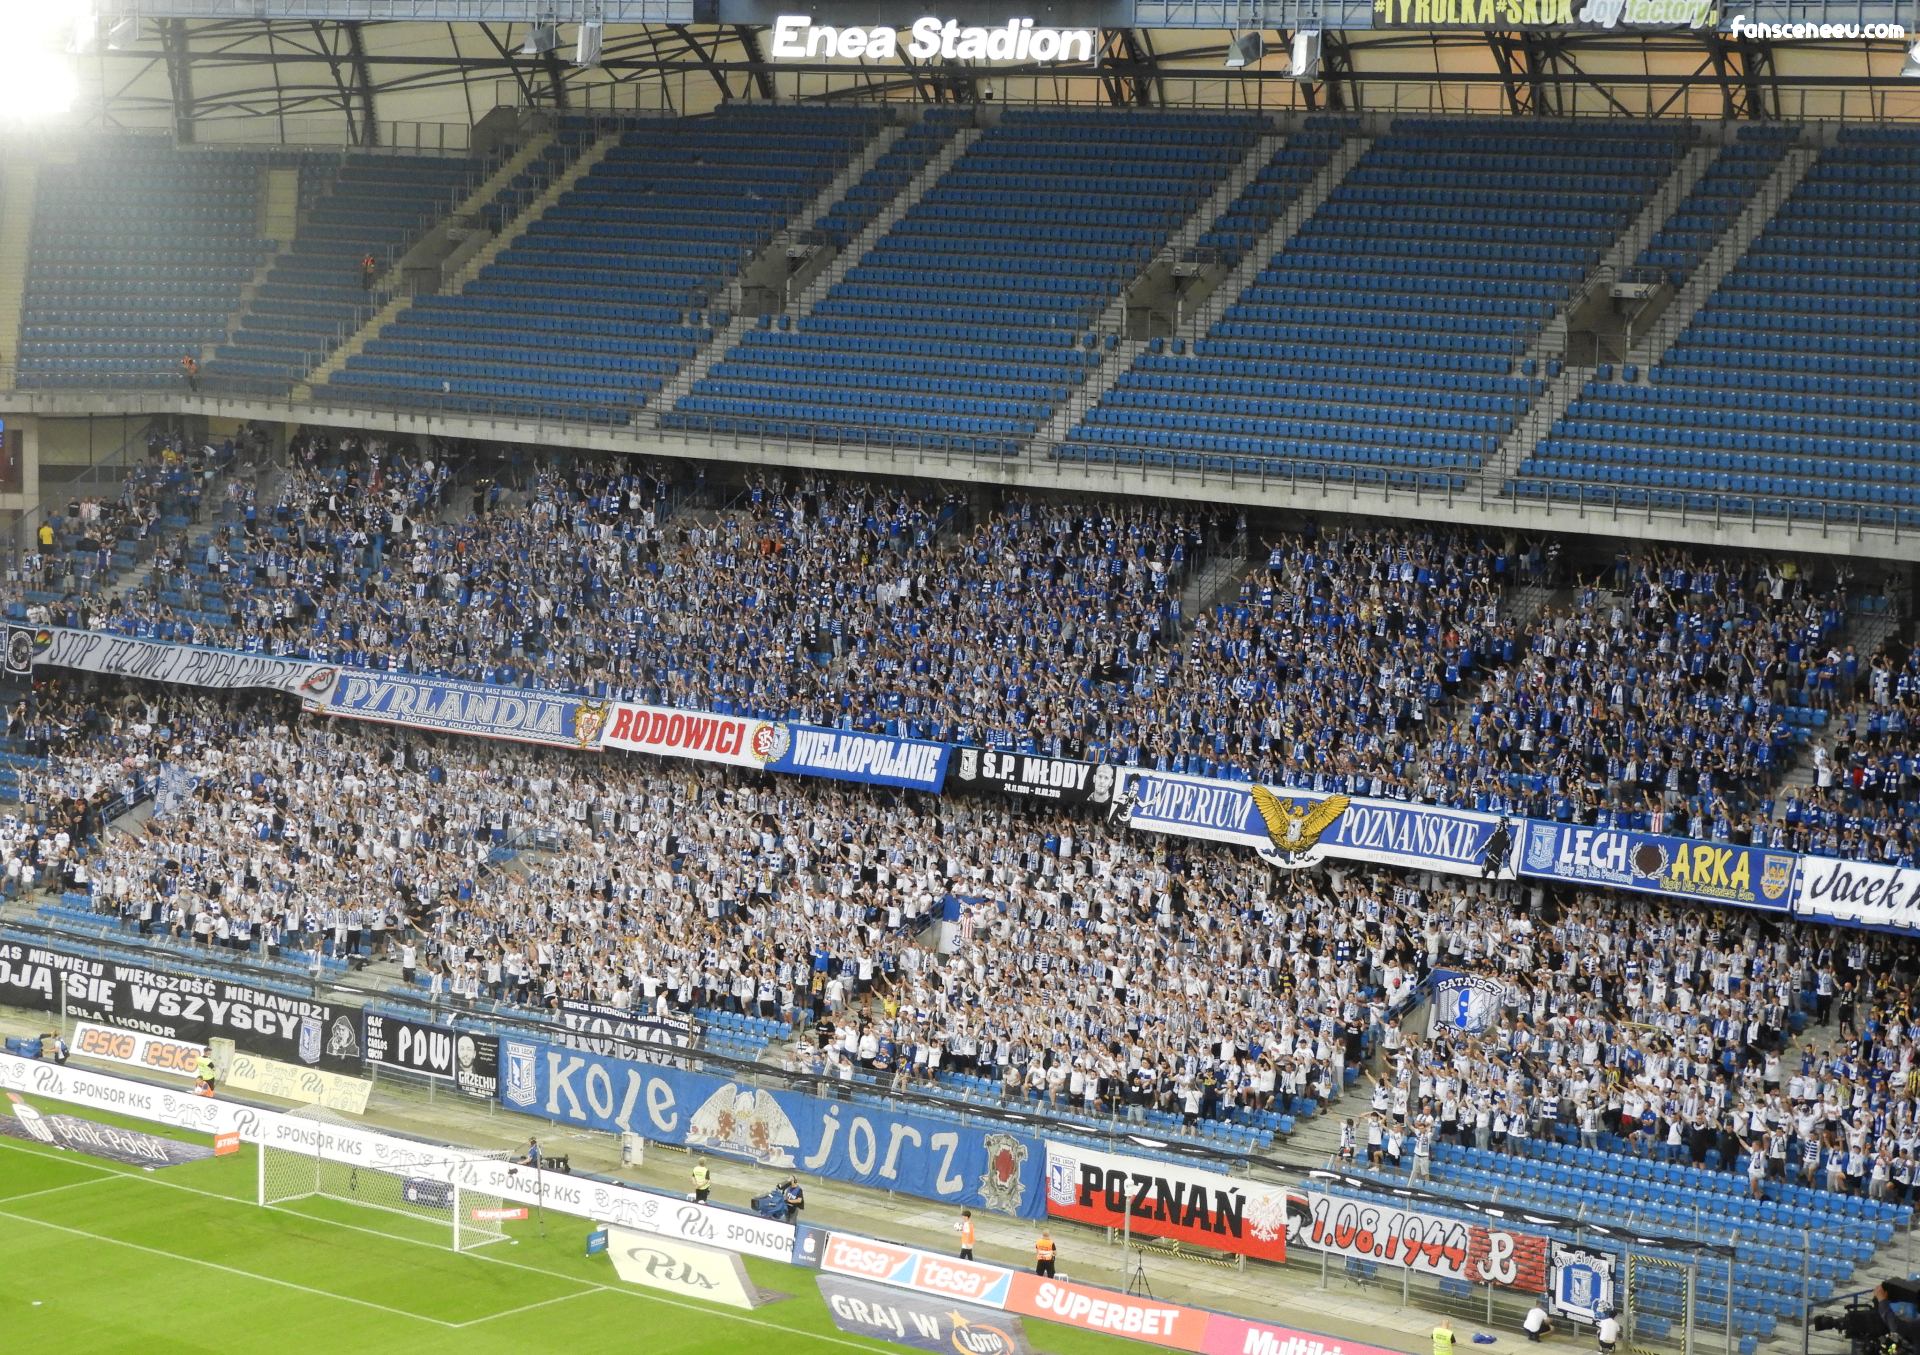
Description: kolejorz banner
947,749,1123,808
362,1012,499,1099
11,626,338,698
0,936,363,1075
1370,0,1718,28
498,1038,1045,1218
314,672,608,751
1519,822,1794,913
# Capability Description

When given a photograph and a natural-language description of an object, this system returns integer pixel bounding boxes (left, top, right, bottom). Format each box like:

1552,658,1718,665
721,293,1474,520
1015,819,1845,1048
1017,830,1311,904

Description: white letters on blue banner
1518,822,1795,912
498,1040,1042,1217
1116,768,1508,876
316,673,609,751
768,726,950,792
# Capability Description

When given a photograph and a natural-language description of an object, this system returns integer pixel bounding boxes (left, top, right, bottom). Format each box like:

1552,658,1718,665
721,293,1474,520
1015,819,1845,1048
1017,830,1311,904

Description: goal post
257,1105,513,1252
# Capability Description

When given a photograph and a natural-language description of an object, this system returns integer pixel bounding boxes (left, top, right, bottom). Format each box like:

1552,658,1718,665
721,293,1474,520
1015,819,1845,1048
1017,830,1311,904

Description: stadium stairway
1029,123,1368,453
209,151,483,391
648,118,922,415
1528,138,1714,365
1508,125,1920,525
665,111,1269,454
1053,117,1695,494
0,157,38,392
1093,124,1289,332
1627,140,1820,367
321,108,891,422
790,123,980,316
298,128,619,399
1185,132,1370,339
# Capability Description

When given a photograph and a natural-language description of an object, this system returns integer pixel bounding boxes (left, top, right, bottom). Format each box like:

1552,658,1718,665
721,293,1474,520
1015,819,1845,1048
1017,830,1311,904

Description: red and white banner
820,1232,1014,1307
471,1206,529,1221
1044,1142,1293,1263
598,702,787,768
1298,1190,1547,1292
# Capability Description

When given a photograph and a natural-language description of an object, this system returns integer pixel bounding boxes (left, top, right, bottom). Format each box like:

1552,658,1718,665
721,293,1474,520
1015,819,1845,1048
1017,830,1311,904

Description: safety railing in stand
1505,476,1912,547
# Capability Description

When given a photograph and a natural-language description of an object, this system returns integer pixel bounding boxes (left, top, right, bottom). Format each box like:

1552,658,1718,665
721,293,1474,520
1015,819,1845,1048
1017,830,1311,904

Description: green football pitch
0,1107,1147,1355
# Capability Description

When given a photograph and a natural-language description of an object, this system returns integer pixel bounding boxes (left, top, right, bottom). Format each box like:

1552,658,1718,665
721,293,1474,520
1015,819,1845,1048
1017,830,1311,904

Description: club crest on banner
685,1083,802,1165
503,1041,538,1107
977,1132,1030,1215
298,1015,322,1065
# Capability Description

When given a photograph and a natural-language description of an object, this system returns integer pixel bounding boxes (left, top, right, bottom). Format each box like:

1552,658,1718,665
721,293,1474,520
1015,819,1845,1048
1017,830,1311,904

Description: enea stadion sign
768,14,1098,61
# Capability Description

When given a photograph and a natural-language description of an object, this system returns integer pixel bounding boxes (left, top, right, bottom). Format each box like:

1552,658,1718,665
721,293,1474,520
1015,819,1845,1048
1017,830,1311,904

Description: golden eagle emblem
1250,786,1349,866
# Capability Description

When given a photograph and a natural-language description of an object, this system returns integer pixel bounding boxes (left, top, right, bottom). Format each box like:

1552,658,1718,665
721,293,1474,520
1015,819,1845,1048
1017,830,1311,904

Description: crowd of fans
10,679,1917,1204
6,432,1910,841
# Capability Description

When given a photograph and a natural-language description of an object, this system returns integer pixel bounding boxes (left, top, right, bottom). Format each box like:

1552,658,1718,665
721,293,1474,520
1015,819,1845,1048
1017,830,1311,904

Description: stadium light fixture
520,22,561,55
0,0,85,119
573,20,602,66
1902,40,1920,76
1291,28,1322,81
1223,32,1263,67
107,16,140,48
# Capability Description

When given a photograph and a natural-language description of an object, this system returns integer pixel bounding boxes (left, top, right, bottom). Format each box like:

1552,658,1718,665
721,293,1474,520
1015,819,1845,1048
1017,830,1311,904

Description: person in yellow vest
691,1158,711,1203
1034,1231,1056,1278
193,1048,216,1098
955,1209,976,1260
1433,1319,1456,1355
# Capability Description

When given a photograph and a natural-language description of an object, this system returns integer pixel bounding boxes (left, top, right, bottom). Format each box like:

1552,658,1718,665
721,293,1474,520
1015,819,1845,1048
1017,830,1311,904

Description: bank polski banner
1518,822,1795,912
1043,1140,1296,1262
1115,768,1511,877
496,1039,1043,1218
316,671,608,750
24,626,338,698
1791,855,1920,929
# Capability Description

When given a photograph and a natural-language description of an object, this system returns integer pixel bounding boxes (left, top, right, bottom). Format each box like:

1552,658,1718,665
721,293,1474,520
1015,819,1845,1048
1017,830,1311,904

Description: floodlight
520,23,561,55
1291,28,1321,81
108,17,140,48
1224,32,1263,67
573,20,602,66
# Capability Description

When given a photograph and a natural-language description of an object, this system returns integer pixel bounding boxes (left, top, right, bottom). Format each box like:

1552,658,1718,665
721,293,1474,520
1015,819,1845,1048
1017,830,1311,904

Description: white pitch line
1,1173,116,1205
0,1207,459,1329
0,1139,895,1351
452,1288,595,1328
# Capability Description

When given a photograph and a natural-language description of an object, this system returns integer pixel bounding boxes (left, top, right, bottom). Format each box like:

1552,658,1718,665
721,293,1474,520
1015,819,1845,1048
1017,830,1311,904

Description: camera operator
1876,1282,1920,1347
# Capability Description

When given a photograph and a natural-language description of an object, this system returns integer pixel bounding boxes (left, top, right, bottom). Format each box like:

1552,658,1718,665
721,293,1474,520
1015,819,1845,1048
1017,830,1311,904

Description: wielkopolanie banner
0,936,363,1075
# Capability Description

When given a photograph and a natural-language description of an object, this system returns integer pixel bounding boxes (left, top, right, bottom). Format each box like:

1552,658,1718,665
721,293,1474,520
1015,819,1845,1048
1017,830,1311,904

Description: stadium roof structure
33,2,1920,139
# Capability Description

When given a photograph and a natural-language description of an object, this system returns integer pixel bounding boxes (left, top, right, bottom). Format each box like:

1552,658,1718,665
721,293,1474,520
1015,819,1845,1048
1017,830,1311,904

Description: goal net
257,1105,514,1252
